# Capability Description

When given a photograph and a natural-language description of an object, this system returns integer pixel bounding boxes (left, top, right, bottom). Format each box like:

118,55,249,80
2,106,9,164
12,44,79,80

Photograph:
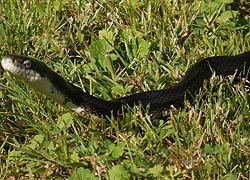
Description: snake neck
46,70,119,117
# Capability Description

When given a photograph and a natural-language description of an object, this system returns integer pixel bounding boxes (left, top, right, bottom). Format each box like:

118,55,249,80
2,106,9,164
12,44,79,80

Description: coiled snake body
1,52,250,119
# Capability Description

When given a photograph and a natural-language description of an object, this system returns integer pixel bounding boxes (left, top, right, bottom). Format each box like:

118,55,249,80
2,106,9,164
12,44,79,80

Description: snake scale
1,52,250,119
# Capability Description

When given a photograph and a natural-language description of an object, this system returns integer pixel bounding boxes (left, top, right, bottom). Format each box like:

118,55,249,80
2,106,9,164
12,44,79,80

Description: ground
0,0,249,179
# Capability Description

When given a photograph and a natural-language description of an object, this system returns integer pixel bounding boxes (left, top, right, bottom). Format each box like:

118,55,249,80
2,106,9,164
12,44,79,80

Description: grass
0,0,250,179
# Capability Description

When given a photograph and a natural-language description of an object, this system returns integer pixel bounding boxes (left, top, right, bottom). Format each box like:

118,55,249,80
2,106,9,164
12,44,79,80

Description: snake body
1,52,250,119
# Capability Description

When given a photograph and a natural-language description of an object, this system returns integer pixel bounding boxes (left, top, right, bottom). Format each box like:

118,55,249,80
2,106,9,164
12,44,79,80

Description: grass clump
0,0,250,179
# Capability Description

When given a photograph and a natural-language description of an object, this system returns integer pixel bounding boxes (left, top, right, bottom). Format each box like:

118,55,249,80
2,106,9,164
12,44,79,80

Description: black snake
1,52,250,119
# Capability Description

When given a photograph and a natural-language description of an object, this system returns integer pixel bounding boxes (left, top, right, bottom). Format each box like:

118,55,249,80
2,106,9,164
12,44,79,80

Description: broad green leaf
204,144,224,155
69,167,98,180
99,30,115,46
111,84,125,94
112,142,125,159
216,0,234,3
33,134,44,144
47,141,55,152
217,10,238,24
112,84,133,95
148,165,163,177
57,112,74,129
70,151,79,162
108,142,125,159
137,39,150,58
107,165,130,180
223,174,237,180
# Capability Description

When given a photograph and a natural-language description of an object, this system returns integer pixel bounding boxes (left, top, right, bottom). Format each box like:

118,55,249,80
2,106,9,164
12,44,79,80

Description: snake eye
23,60,32,68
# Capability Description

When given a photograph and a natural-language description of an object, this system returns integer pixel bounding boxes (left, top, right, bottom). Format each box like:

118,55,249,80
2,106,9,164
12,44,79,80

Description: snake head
1,55,48,82
1,55,56,100
1,54,78,107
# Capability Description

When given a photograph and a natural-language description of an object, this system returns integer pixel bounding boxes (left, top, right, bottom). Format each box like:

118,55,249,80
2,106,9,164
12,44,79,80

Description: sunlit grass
0,0,249,179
